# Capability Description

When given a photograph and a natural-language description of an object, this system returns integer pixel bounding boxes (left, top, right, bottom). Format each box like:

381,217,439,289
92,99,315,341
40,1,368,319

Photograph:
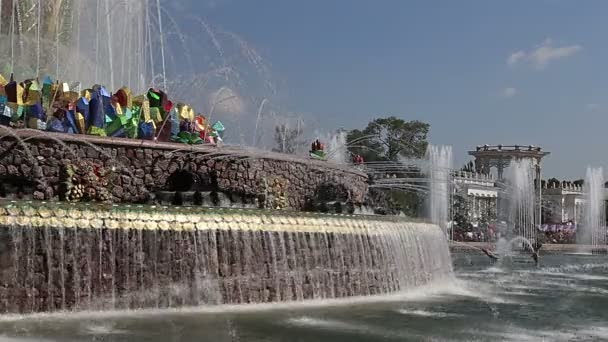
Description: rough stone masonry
0,130,368,210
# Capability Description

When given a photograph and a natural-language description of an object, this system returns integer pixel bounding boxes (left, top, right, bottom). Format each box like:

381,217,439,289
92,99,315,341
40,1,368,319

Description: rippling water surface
1,253,608,341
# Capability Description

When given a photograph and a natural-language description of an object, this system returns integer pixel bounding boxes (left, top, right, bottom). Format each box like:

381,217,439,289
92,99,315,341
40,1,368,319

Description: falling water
252,98,269,147
580,167,606,247
426,145,453,235
155,0,167,90
0,1,287,143
71,0,148,91
505,159,536,243
326,130,348,164
0,203,453,314
0,0,150,92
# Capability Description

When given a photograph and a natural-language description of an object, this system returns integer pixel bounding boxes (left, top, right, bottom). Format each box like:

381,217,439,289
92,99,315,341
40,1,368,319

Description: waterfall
580,167,606,247
0,203,453,314
426,145,453,235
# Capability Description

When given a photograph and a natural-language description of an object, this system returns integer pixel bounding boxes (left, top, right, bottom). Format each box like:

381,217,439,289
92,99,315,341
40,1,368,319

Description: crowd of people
451,224,497,242
351,154,365,165
311,139,325,152
542,230,576,244
452,222,578,244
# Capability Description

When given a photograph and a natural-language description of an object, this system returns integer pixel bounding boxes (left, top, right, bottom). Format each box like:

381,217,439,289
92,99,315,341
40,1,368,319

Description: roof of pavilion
468,144,550,159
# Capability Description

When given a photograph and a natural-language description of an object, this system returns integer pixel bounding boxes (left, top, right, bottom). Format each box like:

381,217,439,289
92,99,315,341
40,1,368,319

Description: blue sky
175,0,608,179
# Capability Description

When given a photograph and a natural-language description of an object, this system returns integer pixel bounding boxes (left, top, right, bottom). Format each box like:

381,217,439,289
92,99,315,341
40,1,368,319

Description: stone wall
0,129,368,210
0,202,453,314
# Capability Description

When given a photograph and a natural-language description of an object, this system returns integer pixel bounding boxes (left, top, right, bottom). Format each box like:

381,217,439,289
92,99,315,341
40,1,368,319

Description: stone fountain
0,129,454,314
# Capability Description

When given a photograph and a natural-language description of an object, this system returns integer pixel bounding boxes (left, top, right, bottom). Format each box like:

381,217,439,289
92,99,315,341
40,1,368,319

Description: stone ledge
0,200,433,234
1,128,370,208
7,128,367,178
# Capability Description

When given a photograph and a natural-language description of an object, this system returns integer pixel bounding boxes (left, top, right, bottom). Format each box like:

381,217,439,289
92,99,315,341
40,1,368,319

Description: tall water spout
580,167,606,247
505,159,536,243
327,130,348,164
426,145,453,235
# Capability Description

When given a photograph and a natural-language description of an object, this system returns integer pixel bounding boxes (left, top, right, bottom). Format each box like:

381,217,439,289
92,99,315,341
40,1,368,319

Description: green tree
452,193,470,229
346,117,429,162
347,117,430,217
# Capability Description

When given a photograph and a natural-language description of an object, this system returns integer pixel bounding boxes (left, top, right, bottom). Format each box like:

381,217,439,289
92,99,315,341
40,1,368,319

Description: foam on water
531,280,608,295
528,262,608,274
397,309,463,318
465,261,608,297
530,272,608,281
0,338,56,342
0,278,463,323
480,266,507,274
466,324,608,342
82,323,128,336
447,285,522,305
285,316,422,340
287,317,371,333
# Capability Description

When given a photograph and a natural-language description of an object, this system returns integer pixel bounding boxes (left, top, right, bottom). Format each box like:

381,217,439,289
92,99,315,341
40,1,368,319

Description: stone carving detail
258,176,289,209
61,160,114,202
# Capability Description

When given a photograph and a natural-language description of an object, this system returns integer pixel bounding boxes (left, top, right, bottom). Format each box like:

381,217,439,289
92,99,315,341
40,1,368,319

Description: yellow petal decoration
149,107,163,123
178,103,194,121
115,102,123,116
82,89,92,101
75,112,86,134
187,107,195,121
60,91,79,103
142,98,151,122
16,83,24,105
132,94,145,106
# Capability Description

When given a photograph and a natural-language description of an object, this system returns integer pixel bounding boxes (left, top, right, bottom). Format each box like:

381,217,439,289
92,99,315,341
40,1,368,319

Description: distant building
452,171,498,226
540,182,584,224
456,144,608,230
